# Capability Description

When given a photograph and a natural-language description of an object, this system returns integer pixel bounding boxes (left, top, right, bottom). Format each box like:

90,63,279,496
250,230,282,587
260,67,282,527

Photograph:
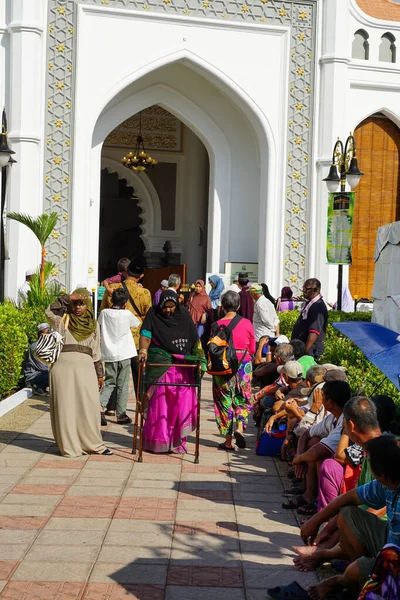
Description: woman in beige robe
45,288,112,458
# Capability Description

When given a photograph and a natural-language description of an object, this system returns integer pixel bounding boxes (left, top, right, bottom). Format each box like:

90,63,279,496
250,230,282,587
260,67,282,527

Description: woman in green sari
138,290,205,453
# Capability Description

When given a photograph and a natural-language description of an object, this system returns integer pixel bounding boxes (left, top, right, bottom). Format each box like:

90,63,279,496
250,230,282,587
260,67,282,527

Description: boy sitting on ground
99,288,140,425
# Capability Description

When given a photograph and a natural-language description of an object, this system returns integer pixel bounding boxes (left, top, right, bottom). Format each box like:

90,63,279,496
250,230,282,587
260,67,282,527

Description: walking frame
132,360,203,463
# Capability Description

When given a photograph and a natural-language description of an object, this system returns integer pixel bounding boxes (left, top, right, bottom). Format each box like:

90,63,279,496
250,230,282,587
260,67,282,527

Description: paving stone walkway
0,376,317,599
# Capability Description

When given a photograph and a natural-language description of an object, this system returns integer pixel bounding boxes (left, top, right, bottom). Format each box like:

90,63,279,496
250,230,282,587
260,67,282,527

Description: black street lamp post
0,109,16,302
323,134,363,311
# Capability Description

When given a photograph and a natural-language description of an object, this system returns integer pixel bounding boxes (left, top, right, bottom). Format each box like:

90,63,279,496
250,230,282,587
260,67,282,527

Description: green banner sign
326,192,355,265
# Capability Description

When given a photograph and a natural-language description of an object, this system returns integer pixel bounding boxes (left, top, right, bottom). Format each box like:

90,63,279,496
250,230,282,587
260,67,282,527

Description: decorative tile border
45,0,317,289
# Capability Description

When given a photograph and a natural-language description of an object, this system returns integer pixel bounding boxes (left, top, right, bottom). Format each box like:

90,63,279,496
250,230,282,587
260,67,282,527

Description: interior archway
98,168,145,282
349,112,400,297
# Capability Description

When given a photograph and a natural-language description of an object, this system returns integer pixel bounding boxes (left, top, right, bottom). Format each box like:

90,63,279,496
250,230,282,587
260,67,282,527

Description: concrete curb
0,388,33,419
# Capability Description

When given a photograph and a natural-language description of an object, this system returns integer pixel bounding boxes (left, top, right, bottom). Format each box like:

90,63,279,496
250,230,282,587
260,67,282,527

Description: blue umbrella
332,321,400,390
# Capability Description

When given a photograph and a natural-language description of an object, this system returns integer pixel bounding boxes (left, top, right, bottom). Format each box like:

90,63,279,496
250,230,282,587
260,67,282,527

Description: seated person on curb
283,379,351,515
253,343,294,409
99,288,140,426
292,395,394,572
299,435,400,600
264,361,305,434
24,323,51,395
289,365,327,438
290,339,317,378
266,365,327,458
253,334,289,388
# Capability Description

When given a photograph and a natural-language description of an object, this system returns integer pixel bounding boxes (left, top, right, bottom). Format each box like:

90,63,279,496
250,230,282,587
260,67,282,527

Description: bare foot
292,544,318,557
293,552,325,572
308,576,342,600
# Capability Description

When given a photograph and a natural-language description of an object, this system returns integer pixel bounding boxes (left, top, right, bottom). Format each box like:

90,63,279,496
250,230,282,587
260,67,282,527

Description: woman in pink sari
138,290,205,453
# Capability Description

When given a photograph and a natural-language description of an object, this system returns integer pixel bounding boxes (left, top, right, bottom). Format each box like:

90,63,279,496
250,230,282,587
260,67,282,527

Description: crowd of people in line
22,256,400,600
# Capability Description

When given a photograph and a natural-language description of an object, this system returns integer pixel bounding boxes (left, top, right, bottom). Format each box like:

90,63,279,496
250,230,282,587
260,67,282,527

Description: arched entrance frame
71,51,278,291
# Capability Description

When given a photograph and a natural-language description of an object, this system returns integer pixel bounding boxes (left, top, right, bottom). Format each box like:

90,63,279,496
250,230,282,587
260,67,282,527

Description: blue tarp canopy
332,321,400,390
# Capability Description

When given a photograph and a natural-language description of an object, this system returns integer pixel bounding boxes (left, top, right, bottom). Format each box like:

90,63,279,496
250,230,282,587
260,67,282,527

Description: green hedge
279,310,400,403
0,303,46,400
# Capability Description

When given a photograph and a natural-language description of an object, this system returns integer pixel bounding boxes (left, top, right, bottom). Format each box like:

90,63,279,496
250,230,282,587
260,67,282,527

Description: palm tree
7,212,58,289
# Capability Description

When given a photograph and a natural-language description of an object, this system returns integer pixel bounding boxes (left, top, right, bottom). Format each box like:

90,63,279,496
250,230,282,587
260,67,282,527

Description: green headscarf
68,288,97,342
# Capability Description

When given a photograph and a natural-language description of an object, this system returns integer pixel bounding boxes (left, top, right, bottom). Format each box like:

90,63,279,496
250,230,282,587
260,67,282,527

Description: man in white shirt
99,287,140,425
249,283,279,342
18,269,35,305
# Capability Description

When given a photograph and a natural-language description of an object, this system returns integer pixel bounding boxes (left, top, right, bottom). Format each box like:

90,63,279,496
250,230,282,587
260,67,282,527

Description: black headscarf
141,290,199,355
261,283,276,306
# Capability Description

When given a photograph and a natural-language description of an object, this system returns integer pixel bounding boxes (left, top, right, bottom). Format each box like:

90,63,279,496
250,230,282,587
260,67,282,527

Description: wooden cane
132,360,143,454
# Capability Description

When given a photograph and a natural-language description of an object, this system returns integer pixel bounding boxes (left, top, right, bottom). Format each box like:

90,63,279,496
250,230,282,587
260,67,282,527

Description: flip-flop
217,442,235,452
297,502,318,516
267,580,312,599
116,414,132,425
234,431,246,449
282,495,307,510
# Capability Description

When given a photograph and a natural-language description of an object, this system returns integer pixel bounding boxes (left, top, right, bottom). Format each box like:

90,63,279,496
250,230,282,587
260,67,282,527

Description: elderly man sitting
283,378,351,515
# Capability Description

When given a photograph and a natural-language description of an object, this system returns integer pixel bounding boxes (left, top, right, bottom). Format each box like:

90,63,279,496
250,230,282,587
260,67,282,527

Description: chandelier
121,112,157,173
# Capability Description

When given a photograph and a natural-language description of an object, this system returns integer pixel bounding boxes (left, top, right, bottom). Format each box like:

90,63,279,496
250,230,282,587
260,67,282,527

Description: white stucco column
313,0,351,303
4,0,47,299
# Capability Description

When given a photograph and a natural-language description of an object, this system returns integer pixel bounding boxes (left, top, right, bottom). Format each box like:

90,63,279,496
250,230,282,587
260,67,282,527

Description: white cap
161,280,169,287
26,269,35,277
277,360,304,379
75,283,87,289
270,334,289,346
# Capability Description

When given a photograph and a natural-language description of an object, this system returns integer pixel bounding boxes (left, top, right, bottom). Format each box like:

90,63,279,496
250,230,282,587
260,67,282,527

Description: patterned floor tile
177,490,232,501
167,566,243,587
0,581,85,599
0,561,19,579
114,498,176,521
174,522,238,536
10,485,69,496
82,583,164,600
181,466,229,474
33,461,85,470
0,517,48,530
52,497,120,518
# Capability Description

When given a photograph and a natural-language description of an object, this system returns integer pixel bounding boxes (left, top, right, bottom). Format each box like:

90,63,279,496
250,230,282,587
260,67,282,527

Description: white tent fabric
372,221,400,333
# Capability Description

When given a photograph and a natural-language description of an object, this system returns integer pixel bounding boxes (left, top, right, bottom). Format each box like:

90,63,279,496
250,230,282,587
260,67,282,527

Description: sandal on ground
282,495,307,510
282,486,306,496
100,413,107,427
217,442,235,452
116,414,132,425
105,409,115,416
234,431,246,449
297,502,318,516
101,448,113,455
267,580,312,599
